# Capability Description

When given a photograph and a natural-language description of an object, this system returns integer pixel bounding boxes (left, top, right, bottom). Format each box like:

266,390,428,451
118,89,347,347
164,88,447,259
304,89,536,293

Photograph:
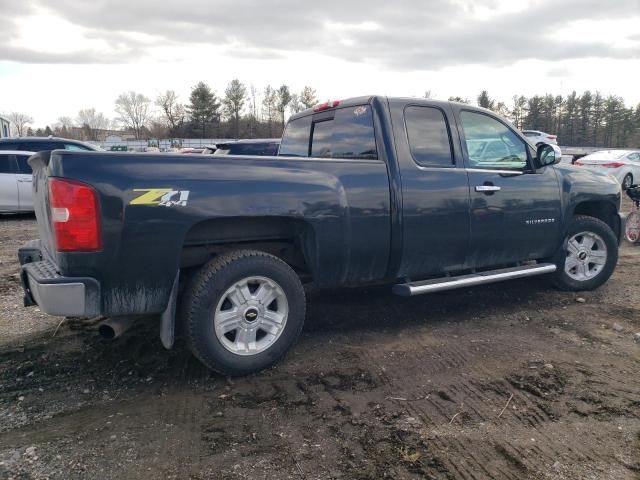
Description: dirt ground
0,213,639,480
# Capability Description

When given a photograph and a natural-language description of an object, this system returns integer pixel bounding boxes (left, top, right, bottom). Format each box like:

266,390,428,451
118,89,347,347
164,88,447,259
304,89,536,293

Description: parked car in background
0,151,35,212
203,139,281,156
522,130,558,146
0,137,101,152
574,150,640,190
180,148,205,154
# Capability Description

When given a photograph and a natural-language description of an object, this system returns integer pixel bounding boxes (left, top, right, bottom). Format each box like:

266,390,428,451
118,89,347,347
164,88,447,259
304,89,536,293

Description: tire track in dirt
349,312,640,480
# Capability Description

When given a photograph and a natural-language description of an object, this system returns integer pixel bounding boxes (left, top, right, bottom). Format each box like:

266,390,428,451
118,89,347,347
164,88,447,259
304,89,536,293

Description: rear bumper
19,241,101,317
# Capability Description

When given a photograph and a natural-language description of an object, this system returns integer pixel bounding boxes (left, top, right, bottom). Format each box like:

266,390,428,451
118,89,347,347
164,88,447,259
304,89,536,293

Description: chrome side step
392,263,557,297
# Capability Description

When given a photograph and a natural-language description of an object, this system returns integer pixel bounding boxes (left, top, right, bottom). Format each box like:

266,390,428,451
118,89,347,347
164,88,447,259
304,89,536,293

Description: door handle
18,178,32,183
475,185,500,192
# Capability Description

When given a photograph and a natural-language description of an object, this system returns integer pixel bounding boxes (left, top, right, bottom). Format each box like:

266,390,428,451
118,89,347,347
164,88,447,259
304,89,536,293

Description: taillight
48,178,102,252
574,160,583,165
602,162,624,168
313,100,341,112
547,135,557,140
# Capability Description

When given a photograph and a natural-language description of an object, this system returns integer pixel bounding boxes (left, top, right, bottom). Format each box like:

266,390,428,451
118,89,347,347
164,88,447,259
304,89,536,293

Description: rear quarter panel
41,151,391,315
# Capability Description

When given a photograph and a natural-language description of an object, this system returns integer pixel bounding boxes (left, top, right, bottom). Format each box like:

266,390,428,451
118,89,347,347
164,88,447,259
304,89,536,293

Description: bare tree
299,86,318,109
56,116,75,130
289,94,304,115
77,108,110,141
248,84,259,137
155,90,185,136
115,91,151,139
8,112,33,136
262,85,278,137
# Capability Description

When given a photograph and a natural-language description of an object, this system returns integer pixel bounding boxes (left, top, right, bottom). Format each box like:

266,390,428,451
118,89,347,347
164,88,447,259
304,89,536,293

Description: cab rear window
279,105,377,160
279,116,312,157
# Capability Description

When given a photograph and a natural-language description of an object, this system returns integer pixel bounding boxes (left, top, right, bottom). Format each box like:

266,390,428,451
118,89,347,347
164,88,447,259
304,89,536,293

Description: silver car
0,150,35,213
522,130,558,146
575,150,640,190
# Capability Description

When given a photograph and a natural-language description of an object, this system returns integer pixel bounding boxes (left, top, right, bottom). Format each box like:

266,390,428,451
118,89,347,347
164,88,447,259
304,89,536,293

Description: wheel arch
179,216,317,278
572,200,621,241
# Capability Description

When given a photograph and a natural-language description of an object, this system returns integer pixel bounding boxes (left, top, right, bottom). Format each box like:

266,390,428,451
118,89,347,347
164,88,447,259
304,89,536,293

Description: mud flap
160,272,179,350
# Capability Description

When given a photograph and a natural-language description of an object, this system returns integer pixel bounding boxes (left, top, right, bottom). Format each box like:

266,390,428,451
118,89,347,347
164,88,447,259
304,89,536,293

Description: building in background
0,115,9,138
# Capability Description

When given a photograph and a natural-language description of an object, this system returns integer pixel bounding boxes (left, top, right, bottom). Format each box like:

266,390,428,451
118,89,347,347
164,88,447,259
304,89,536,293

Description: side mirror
537,143,562,166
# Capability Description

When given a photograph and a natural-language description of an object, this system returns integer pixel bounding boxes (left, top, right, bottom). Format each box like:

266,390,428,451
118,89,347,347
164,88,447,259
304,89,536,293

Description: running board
392,263,557,297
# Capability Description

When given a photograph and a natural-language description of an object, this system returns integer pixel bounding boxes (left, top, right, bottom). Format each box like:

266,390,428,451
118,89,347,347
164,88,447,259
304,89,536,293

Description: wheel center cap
244,307,259,323
578,251,588,261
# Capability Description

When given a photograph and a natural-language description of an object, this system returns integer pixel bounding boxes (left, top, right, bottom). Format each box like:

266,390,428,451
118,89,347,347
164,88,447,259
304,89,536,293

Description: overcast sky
1,0,639,126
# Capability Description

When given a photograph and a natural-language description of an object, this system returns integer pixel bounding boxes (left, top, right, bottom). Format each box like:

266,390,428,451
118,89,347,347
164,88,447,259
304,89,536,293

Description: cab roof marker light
313,100,341,112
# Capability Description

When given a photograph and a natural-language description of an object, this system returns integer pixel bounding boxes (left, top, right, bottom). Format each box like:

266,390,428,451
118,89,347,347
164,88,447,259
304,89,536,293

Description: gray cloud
2,0,639,68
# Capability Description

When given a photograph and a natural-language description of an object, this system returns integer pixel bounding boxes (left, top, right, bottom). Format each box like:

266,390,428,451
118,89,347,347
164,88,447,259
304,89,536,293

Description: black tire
180,250,306,376
551,215,618,291
622,173,633,191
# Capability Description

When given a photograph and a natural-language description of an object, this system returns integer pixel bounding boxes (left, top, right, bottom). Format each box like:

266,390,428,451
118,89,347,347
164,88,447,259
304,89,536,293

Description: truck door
455,108,562,268
15,154,34,211
0,154,19,212
389,100,471,278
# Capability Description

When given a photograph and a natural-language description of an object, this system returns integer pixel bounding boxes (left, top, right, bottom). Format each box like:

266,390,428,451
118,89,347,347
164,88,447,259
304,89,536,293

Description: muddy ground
0,213,639,480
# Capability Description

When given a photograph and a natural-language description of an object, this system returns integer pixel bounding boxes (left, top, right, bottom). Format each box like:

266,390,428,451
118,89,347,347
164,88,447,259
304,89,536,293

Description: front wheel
180,250,306,376
551,215,618,291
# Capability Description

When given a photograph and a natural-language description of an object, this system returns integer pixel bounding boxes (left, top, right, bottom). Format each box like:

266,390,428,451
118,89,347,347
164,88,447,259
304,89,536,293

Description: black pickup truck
19,96,623,375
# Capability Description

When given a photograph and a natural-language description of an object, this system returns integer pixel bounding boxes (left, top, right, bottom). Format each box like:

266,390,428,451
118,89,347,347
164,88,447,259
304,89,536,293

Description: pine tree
562,92,578,145
510,95,527,130
577,91,593,145
477,90,495,110
222,79,247,139
525,96,543,130
592,92,604,146
187,82,220,138
276,85,292,128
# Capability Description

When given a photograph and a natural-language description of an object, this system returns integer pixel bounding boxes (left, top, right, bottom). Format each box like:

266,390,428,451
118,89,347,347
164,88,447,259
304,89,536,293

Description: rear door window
404,106,454,167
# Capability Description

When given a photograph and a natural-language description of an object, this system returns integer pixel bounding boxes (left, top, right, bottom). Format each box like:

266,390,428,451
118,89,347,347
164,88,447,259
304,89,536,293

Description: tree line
444,90,640,148
5,82,640,148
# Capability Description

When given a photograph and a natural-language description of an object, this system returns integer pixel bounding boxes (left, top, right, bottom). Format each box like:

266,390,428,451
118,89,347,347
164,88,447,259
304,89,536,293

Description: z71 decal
130,188,190,207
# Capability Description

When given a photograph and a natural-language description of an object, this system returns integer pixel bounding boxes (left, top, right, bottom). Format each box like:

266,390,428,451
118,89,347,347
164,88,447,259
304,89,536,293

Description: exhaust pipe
98,316,136,340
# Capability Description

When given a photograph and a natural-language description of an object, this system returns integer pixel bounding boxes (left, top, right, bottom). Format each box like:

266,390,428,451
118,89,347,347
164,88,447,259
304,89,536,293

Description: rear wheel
622,173,633,190
551,215,618,291
181,250,306,376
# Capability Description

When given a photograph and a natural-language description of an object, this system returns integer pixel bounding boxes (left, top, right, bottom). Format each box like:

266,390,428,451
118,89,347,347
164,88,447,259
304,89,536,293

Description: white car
0,150,35,213
575,150,640,190
522,130,558,146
